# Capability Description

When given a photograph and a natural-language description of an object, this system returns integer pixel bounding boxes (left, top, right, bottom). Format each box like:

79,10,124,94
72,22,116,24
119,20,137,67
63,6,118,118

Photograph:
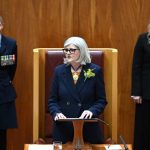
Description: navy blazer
48,63,107,144
0,35,17,104
131,33,150,100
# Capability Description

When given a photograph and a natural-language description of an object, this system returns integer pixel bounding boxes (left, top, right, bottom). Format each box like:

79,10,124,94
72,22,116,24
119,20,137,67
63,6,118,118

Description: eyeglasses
62,48,79,54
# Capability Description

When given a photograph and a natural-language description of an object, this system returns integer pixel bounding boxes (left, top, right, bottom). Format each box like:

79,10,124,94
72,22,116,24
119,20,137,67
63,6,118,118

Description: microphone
96,118,109,126
119,135,128,150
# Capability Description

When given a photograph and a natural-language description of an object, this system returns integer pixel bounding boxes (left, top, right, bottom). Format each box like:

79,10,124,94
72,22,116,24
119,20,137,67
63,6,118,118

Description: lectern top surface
56,118,99,122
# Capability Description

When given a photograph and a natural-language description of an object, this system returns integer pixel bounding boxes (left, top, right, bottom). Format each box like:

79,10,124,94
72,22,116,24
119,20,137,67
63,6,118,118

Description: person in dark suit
0,16,17,150
48,36,107,144
131,23,150,150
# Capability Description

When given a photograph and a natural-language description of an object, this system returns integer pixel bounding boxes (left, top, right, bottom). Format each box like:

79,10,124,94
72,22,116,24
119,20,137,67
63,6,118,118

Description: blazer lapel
75,65,89,94
62,65,81,102
62,64,92,101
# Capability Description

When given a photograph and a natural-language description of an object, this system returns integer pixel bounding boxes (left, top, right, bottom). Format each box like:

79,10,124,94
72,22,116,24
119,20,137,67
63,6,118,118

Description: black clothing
132,33,150,150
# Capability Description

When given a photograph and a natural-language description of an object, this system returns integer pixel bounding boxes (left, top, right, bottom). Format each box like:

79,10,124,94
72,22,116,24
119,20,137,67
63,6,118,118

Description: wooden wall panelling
0,0,150,149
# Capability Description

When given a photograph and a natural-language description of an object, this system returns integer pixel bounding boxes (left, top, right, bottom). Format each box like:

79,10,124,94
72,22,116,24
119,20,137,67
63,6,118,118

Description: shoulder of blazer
54,64,69,74
55,64,67,70
85,63,101,71
2,35,16,45
138,32,148,41
136,32,149,47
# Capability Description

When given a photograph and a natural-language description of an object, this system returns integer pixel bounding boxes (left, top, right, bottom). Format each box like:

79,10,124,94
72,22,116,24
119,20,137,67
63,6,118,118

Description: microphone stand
119,135,128,150
96,118,109,126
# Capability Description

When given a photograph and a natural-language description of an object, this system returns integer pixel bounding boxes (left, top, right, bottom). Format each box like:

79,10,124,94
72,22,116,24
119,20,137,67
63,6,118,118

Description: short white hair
63,36,91,65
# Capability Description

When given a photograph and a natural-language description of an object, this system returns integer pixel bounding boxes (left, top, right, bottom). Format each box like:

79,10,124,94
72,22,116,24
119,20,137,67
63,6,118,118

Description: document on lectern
58,118,97,120
105,144,122,150
57,118,98,121
57,118,109,125
28,144,53,150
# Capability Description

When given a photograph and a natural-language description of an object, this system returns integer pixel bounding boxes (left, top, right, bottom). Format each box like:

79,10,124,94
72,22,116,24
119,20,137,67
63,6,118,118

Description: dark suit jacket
48,63,107,144
0,35,17,129
131,33,150,100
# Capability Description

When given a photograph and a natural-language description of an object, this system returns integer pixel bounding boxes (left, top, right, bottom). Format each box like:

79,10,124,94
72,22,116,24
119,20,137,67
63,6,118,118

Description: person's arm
131,34,144,103
48,67,66,120
80,67,107,119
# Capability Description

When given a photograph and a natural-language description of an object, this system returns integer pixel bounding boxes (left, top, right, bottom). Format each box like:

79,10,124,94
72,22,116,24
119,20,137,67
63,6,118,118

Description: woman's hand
79,110,93,119
131,96,142,104
54,113,67,121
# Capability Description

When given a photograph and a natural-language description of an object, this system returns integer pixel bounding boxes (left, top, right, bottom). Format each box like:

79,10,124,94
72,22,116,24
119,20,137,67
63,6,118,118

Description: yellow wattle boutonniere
84,68,95,81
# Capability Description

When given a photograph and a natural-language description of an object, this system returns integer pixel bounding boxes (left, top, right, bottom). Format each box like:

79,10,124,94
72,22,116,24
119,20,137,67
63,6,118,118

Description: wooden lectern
58,118,103,149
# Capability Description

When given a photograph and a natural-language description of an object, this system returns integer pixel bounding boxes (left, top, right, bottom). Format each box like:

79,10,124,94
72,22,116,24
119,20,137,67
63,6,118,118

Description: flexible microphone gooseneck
96,118,109,126
119,135,128,150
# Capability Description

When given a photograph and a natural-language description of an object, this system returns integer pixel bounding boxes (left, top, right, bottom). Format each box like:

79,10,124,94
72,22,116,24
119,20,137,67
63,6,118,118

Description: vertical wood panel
0,0,150,149
78,0,112,47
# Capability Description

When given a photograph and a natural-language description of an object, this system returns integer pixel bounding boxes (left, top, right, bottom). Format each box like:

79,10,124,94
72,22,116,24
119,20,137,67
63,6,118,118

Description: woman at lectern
131,23,150,150
48,36,107,144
